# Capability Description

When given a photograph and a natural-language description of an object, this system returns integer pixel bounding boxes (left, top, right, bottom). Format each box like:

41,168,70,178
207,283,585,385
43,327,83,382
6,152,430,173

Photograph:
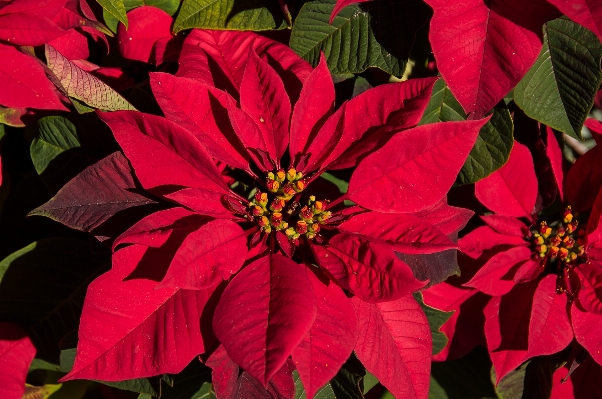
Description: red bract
453,125,602,382
0,322,36,399
424,0,559,118
46,30,489,398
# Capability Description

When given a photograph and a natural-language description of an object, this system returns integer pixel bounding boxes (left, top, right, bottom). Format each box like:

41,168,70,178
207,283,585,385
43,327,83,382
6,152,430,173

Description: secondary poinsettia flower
451,120,602,383
48,30,488,399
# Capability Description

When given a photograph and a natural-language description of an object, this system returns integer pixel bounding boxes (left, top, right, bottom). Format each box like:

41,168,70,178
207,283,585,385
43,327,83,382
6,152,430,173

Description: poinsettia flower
48,30,488,399
0,322,36,399
450,120,602,383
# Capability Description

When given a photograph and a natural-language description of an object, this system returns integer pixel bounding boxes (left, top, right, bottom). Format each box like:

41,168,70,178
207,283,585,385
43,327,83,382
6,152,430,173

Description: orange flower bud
563,236,575,249
276,169,286,182
312,200,325,214
270,213,283,227
317,211,332,223
559,247,569,260
549,235,561,246
287,168,297,182
258,216,269,227
296,220,308,234
282,182,296,198
254,191,268,206
252,205,264,216
534,235,545,245
300,206,313,220
309,223,320,233
557,226,566,237
267,180,280,193
270,199,285,212
549,246,559,258
294,179,305,192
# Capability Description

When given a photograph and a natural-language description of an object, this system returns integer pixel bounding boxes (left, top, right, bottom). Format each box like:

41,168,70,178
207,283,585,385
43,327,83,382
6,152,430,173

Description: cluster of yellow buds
247,191,288,234
266,168,306,200
532,206,584,265
285,196,331,242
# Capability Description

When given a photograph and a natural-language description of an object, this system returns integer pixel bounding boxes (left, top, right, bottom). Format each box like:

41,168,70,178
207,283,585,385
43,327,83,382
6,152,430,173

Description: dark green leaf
413,293,454,356
419,79,514,185
294,355,365,399
173,0,286,33
430,346,497,399
70,98,95,114
493,357,556,399
97,0,128,28
0,238,109,362
290,0,429,77
514,17,602,140
397,248,459,287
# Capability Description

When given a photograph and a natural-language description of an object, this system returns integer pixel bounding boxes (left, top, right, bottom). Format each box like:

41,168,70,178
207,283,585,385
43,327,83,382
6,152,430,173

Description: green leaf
104,0,181,32
30,115,118,193
320,172,349,194
514,17,602,140
419,79,514,185
413,293,454,355
97,0,128,28
28,358,62,373
0,238,110,362
173,0,286,33
430,346,497,399
46,45,136,112
23,383,62,399
493,357,556,399
290,0,429,77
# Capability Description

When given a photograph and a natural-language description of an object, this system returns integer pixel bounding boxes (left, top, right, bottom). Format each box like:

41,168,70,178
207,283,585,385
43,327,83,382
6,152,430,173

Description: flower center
245,168,331,243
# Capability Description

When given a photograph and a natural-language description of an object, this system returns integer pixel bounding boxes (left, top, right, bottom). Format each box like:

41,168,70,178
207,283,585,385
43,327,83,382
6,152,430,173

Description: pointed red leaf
61,245,214,381
213,255,317,386
48,28,89,60
425,0,559,117
547,0,602,42
305,78,437,172
422,284,488,361
118,6,173,63
0,45,65,110
240,49,291,163
158,219,248,290
289,53,334,159
98,111,228,194
328,234,426,303
525,275,572,361
459,225,528,259
513,258,544,283
162,188,232,219
178,30,311,101
348,119,488,213
338,211,457,254
575,261,602,315
207,345,240,399
484,280,538,383
234,361,295,399
412,198,474,236
292,268,358,399
0,0,67,18
30,152,156,232
150,73,249,170
545,126,564,201
113,207,198,250
352,295,431,399
586,181,602,246
330,0,372,23
0,323,36,399
475,141,537,218
310,243,350,290
565,141,602,212
481,215,527,237
572,302,602,366
0,13,66,45
465,246,531,295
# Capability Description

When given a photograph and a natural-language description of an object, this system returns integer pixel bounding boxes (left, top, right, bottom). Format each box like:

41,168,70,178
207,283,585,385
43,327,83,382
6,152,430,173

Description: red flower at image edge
45,30,489,399
424,119,602,390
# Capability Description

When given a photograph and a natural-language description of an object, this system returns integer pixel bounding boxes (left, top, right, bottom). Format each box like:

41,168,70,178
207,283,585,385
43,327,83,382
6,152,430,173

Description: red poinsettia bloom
436,119,602,384
47,30,488,399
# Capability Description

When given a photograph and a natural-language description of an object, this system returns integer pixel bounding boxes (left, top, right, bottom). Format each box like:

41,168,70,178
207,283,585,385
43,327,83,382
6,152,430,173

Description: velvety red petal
484,280,538,384
338,211,456,254
158,219,248,289
575,261,602,315
349,119,488,213
240,48,291,164
292,267,358,399
459,225,528,259
481,214,528,237
0,323,36,399
525,275,572,360
48,28,89,60
352,295,431,399
572,303,602,366
0,13,66,45
475,141,537,218
424,0,559,118
545,126,564,201
61,245,214,381
465,246,532,295
213,255,317,385
328,234,426,303
98,111,228,194
117,6,172,63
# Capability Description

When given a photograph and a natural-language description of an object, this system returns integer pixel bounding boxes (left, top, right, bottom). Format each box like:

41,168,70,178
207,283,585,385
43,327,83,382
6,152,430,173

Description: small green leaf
493,357,556,399
413,293,454,356
514,17,602,140
23,383,62,399
28,358,62,373
290,0,429,77
419,79,514,185
320,172,349,194
70,98,95,114
173,0,286,33
31,117,81,176
97,0,128,28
